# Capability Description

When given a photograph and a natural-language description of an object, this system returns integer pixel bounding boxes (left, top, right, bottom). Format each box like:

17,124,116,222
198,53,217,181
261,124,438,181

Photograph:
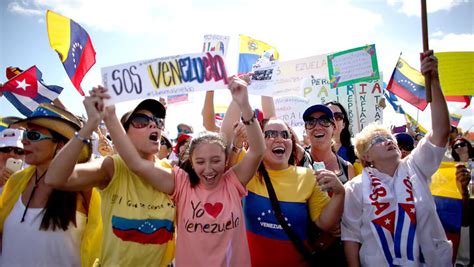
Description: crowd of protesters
0,50,472,267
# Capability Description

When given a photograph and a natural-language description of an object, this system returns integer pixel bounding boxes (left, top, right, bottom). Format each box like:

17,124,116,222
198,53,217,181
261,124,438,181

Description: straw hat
11,103,92,163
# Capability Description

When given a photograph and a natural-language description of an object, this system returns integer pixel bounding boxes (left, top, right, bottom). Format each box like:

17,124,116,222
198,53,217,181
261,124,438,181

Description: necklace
20,169,47,223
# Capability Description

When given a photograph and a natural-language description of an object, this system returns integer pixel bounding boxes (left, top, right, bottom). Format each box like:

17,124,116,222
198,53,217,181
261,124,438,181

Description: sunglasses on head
304,116,333,130
367,135,395,151
264,130,291,140
453,142,468,150
178,128,191,134
129,114,164,129
22,130,53,142
333,112,345,121
0,146,24,155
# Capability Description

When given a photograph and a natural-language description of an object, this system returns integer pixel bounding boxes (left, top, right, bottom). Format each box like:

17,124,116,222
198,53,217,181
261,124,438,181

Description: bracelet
231,144,242,153
241,111,256,125
74,132,91,145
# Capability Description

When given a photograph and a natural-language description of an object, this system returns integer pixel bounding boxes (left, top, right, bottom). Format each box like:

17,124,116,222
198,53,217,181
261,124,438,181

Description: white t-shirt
1,196,86,266
341,137,452,267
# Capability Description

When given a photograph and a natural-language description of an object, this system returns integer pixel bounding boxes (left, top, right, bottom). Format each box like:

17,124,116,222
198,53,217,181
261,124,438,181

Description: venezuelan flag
430,162,463,258
387,58,428,111
405,113,428,134
238,34,279,74
449,113,462,127
46,10,96,96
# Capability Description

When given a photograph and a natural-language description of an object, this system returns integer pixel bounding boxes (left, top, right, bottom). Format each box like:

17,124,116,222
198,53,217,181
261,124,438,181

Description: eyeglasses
22,130,53,142
304,116,334,130
367,135,395,151
264,130,290,140
160,139,171,148
129,114,164,129
0,146,24,155
333,112,345,121
453,142,468,150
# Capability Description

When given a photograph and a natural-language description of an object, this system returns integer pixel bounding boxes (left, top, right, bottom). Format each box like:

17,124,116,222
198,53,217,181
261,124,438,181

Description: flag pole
421,0,432,102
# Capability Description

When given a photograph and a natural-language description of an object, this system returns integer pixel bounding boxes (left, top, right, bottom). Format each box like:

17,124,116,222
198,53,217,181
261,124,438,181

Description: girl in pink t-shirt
96,75,265,266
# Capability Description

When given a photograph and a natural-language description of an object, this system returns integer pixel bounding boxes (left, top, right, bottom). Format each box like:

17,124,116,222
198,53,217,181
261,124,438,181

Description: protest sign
301,75,384,136
101,52,228,105
436,52,474,96
248,60,279,96
273,54,328,97
274,95,310,140
327,44,379,88
203,34,230,58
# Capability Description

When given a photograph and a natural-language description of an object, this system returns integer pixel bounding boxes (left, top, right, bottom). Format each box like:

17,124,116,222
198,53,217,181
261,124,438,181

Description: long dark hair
325,101,357,164
40,130,78,231
179,132,227,187
257,119,299,182
451,137,474,162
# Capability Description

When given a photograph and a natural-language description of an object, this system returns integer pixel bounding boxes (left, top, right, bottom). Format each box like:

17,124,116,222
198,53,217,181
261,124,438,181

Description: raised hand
228,75,251,109
420,50,439,81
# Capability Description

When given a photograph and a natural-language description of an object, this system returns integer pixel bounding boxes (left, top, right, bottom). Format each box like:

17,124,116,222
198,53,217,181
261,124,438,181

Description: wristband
241,111,256,125
231,144,242,153
74,132,91,145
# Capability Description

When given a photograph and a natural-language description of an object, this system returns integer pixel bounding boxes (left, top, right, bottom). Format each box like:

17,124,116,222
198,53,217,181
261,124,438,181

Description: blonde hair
354,122,393,167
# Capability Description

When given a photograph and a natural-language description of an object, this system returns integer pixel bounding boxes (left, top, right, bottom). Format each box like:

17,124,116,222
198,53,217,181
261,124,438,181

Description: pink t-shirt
172,167,251,267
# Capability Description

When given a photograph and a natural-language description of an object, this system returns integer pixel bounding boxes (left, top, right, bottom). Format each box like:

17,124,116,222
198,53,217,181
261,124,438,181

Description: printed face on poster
101,52,228,105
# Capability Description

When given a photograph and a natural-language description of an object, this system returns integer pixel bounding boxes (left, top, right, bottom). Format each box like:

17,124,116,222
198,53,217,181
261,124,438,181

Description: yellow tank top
97,155,175,266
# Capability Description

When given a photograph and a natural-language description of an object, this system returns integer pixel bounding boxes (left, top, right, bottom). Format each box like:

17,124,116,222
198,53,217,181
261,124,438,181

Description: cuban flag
1,66,63,116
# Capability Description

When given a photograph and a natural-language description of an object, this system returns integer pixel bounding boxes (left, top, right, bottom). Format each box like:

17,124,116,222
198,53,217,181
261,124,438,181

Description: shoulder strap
336,155,349,178
259,165,315,264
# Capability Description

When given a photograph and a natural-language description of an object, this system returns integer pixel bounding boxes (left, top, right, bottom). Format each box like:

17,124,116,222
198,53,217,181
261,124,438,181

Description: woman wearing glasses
237,117,344,266
342,51,452,267
45,95,176,266
0,103,94,266
0,128,24,194
297,104,355,266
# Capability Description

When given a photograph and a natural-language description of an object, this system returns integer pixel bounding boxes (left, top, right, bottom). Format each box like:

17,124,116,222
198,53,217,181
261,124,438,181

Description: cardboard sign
327,44,380,88
274,95,310,140
248,60,279,96
101,52,228,105
203,34,230,58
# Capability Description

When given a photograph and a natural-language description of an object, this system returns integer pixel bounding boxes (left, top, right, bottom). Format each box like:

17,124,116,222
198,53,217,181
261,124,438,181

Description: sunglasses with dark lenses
129,114,164,129
178,128,191,134
453,142,468,150
304,116,333,129
22,130,53,142
333,112,345,121
264,130,291,140
0,146,24,155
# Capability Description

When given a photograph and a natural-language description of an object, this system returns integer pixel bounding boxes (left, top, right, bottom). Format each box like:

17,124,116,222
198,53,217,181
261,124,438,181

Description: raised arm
228,76,266,185
100,89,174,194
45,91,113,191
261,96,276,119
202,91,220,132
421,50,450,147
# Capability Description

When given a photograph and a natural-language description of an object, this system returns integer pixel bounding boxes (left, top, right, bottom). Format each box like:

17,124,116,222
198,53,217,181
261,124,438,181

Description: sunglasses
304,116,334,130
22,130,53,142
178,128,191,134
264,130,291,140
333,112,345,121
453,142,468,150
129,114,164,129
367,135,395,151
0,146,24,155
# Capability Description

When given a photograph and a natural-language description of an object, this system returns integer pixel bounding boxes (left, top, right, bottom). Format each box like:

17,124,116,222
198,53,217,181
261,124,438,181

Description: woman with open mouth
45,94,176,266
94,74,265,266
341,51,453,267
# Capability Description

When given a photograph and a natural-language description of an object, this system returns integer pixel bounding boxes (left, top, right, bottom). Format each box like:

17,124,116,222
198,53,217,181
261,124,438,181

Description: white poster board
101,52,228,105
